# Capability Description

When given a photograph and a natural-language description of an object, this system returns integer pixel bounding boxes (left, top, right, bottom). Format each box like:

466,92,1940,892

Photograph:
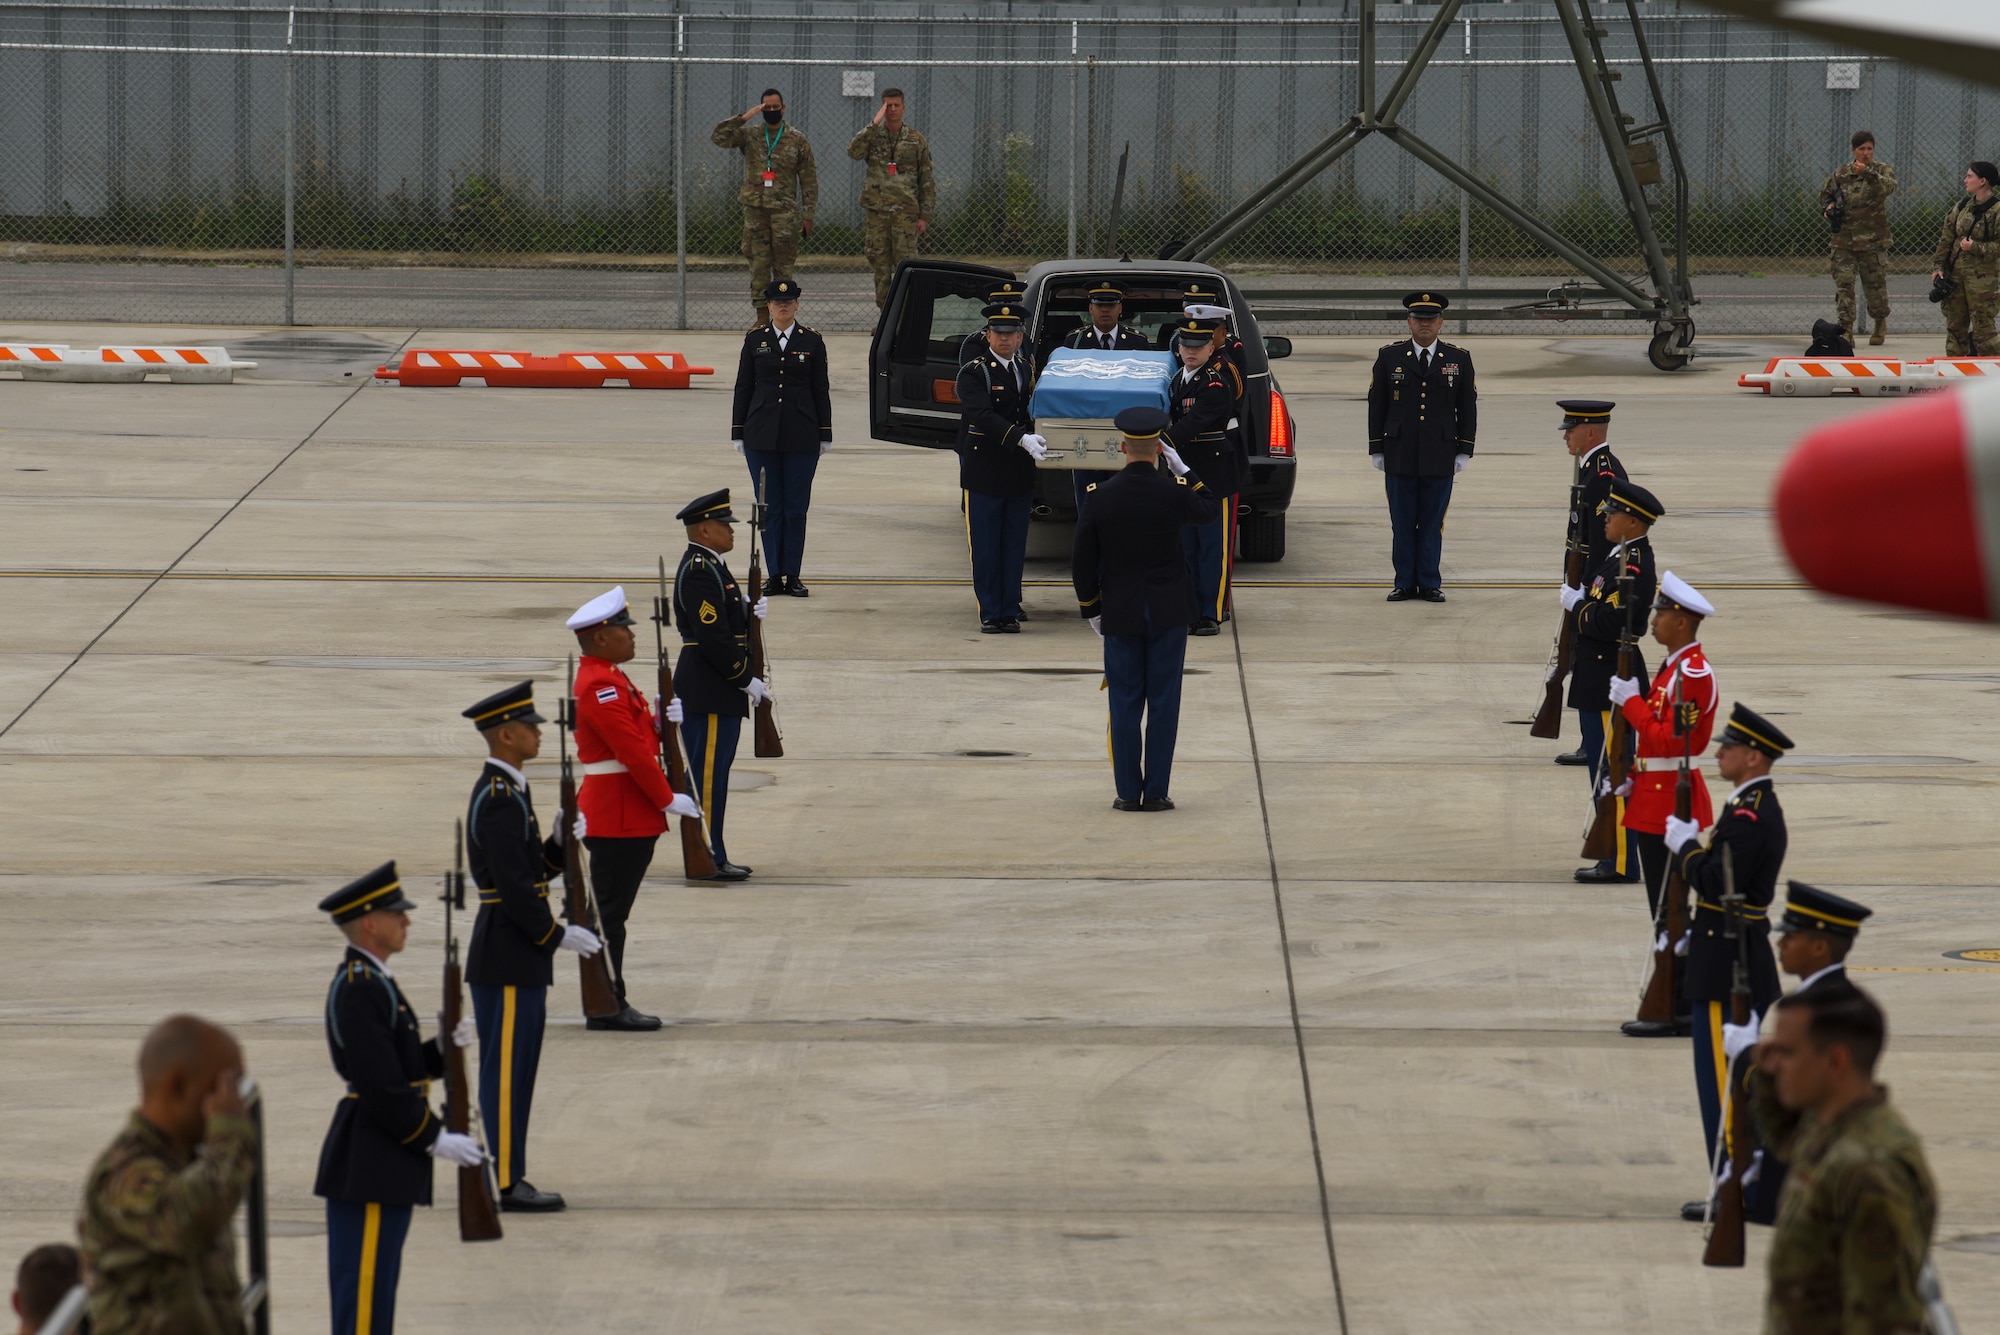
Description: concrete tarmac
2,323,1998,1331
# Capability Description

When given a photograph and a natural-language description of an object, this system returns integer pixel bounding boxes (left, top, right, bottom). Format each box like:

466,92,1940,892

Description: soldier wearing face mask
713,89,819,328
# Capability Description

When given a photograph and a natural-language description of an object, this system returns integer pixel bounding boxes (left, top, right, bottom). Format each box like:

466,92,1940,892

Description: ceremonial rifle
559,656,623,1019
1704,845,1752,1267
440,822,503,1242
1580,543,1639,859
747,468,784,758
653,556,721,879
1530,453,1585,739
1635,663,1695,1025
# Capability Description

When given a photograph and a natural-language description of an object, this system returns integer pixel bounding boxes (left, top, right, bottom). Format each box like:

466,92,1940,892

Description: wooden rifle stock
1580,550,1639,860
747,469,784,758
1704,846,1751,1267
1530,458,1586,739
653,559,720,880
560,658,623,1020
441,824,502,1242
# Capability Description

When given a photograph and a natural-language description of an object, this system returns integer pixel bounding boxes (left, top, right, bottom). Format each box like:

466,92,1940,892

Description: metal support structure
282,3,295,326
1066,20,1078,260
672,9,686,330
1457,14,1470,336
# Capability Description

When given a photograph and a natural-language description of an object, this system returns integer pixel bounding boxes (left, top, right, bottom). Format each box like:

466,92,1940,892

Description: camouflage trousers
863,209,920,307
741,204,801,305
1941,274,2000,355
1830,247,1890,331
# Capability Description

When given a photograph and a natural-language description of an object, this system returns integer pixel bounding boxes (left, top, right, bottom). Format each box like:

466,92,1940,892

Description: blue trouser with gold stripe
1181,495,1237,623
469,982,545,1193
1693,1000,1730,1168
1577,706,1637,878
1105,618,1187,804
679,710,741,866
327,1199,412,1335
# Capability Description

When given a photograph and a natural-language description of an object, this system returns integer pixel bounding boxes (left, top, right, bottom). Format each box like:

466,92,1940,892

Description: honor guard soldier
847,88,935,309
1066,281,1151,353
956,303,1046,633
711,89,817,327
1566,479,1658,884
1554,399,1629,766
568,588,703,1031
314,864,485,1335
1156,282,1244,365
1661,702,1791,1217
731,278,832,597
1368,293,1476,602
670,489,771,881
461,681,606,1212
1073,407,1221,811
79,1017,255,1335
1165,315,1246,634
961,281,1027,363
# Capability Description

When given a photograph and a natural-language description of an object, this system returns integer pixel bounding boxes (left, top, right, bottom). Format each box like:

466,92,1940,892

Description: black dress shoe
980,620,1004,634
586,1006,664,1032
1111,799,1142,812
500,1181,566,1213
1191,618,1222,637
999,617,1021,633
762,576,785,597
1140,796,1176,812
1680,1200,1709,1223
1385,587,1418,602
1620,1019,1682,1038
1572,865,1628,884
1554,748,1589,766
692,862,751,882
1419,588,1447,603
783,575,809,597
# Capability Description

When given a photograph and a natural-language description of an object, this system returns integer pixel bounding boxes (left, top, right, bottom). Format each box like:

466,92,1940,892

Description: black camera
1930,274,1958,304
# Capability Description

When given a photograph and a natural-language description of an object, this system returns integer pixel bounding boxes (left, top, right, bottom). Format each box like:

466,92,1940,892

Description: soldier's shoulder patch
1085,482,1098,493
1175,475,1188,486
1682,661,1713,678
1733,807,1760,822
594,685,619,703
699,600,718,624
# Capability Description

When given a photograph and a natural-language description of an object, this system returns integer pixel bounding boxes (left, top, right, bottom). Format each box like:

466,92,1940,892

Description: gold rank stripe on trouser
678,711,741,866
327,1200,413,1335
1583,707,1633,876
1694,1000,1733,1170
470,982,546,1193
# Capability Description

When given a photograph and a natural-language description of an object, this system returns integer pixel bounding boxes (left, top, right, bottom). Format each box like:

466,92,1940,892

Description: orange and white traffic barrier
1911,356,2000,381
1737,357,1915,396
0,344,255,383
374,349,714,389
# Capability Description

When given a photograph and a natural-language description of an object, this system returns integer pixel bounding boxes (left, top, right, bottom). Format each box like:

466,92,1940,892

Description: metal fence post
1458,15,1470,335
283,4,296,327
1067,21,1078,259
674,10,687,331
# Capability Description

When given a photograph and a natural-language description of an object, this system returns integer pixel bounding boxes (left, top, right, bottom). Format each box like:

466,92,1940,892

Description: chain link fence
0,0,1994,334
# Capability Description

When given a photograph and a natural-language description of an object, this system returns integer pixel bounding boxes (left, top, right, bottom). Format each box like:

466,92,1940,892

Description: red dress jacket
574,655,677,838
1620,642,1718,834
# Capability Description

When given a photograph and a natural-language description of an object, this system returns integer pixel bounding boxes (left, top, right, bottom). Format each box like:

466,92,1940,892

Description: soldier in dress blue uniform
1164,315,1246,635
1567,478,1658,885
1073,407,1221,811
961,280,1027,363
315,863,485,1335
461,680,605,1212
1063,281,1153,515
668,488,769,880
1367,292,1477,602
956,303,1047,633
731,278,832,597
1661,702,1791,1219
1554,400,1630,766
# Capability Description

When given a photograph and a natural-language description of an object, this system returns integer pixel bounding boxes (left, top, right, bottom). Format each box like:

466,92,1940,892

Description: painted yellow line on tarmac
0,570,1813,590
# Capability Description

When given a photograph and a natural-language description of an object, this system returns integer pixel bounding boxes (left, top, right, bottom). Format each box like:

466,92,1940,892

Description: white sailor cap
566,585,635,631
1183,303,1234,321
1654,571,1715,618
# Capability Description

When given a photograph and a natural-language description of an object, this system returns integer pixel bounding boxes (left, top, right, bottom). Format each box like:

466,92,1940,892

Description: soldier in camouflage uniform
713,89,818,327
1756,988,1936,1335
1933,161,2000,356
77,1016,256,1335
847,89,936,309
1820,131,1897,344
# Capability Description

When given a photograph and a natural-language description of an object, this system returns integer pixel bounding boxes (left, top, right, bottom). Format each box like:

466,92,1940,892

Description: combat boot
751,303,769,331
1869,318,1887,346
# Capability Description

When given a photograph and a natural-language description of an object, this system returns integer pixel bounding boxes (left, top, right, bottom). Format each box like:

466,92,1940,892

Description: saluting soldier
1367,293,1476,603
956,303,1047,633
1820,130,1897,344
669,489,771,882
1565,479,1657,885
1165,314,1245,635
568,588,703,1032
1554,400,1628,767
732,278,832,597
847,89,935,309
961,280,1026,363
712,89,818,327
461,681,605,1212
1074,407,1221,811
1661,702,1791,1220
314,864,485,1335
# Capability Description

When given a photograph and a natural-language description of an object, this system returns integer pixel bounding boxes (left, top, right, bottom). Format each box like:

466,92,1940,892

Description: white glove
1159,444,1191,477
560,924,603,957
1741,1149,1764,1187
1018,433,1049,461
1664,814,1702,854
751,596,769,620
1559,583,1585,612
732,440,745,455
429,1131,485,1167
665,697,684,725
1089,615,1103,638
571,810,587,842
1674,930,1691,958
1722,1013,1761,1062
451,1016,477,1049
819,441,832,455
1607,675,1641,707
1370,453,1385,472
1597,773,1633,799
744,676,771,706
1453,453,1470,475
666,792,701,820
1654,931,1670,955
